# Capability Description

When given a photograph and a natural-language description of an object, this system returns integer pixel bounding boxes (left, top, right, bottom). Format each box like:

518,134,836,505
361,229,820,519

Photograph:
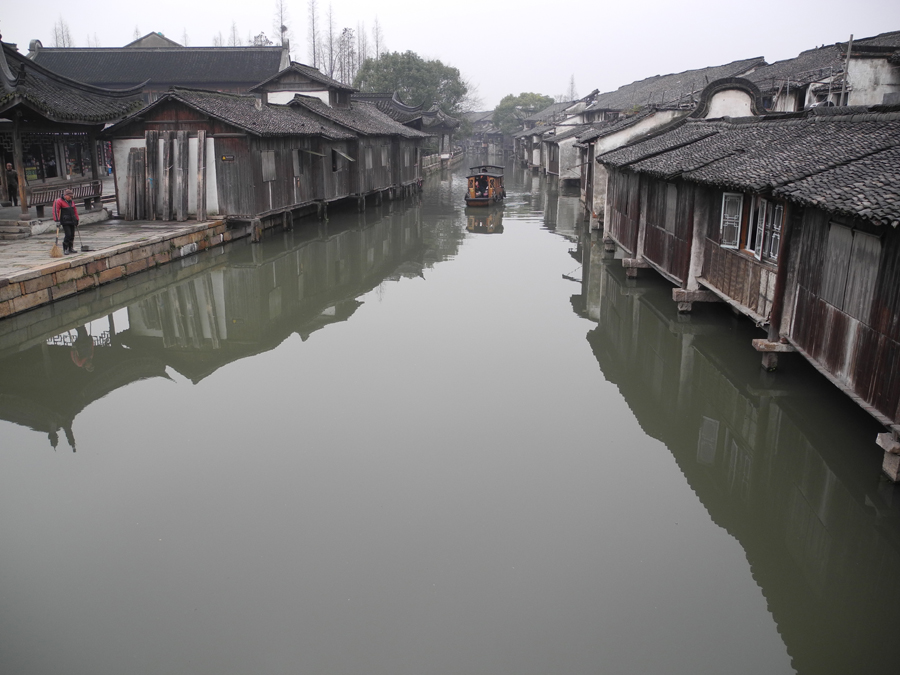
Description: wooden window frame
719,192,743,248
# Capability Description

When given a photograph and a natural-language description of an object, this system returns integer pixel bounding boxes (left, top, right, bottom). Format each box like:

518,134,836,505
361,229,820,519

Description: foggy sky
3,0,898,109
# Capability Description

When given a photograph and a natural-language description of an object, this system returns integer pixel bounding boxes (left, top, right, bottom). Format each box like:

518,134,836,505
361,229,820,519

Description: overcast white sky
3,0,899,109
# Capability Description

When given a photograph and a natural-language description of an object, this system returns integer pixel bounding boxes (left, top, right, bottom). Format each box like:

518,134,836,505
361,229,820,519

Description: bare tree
566,75,578,101
273,0,292,53
253,32,273,46
356,21,369,67
337,27,356,84
181,29,190,47
52,17,74,48
213,31,224,47
325,4,336,77
308,0,320,68
85,33,101,48
228,21,242,47
133,26,141,41
373,16,384,58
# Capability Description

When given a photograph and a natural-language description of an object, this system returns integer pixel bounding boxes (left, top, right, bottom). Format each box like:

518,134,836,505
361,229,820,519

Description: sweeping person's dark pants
62,223,76,254
6,185,16,206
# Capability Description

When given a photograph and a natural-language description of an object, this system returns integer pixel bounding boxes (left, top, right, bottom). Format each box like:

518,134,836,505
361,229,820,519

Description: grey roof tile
289,95,430,138
1,43,143,123
30,45,286,88
106,88,355,139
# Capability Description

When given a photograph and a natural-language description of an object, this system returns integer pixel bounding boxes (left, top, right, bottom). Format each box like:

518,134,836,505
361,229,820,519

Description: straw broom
50,225,63,258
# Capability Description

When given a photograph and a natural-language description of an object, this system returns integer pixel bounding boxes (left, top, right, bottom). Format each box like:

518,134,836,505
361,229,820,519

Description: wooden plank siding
607,168,641,254
642,178,694,284
788,207,900,425
702,238,777,319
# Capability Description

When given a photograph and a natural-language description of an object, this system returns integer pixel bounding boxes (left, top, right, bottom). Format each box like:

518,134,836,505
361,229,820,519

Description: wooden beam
145,130,158,220
12,116,28,217
162,131,173,221
176,130,188,221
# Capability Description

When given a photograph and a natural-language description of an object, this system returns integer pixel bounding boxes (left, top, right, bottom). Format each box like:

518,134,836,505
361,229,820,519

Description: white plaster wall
848,58,900,106
268,90,330,105
559,137,580,182
205,138,219,215
591,110,685,219
112,138,145,214
705,89,754,118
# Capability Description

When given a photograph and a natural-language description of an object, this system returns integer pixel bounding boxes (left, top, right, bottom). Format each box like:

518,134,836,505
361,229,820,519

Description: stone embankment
0,218,233,320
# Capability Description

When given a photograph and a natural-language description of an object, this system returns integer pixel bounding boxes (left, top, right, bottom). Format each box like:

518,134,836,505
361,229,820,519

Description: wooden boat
465,165,505,207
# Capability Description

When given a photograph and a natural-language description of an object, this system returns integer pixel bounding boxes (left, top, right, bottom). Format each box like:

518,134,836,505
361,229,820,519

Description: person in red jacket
53,188,79,255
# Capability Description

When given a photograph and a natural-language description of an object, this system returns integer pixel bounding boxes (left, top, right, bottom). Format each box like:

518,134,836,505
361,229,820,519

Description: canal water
2,158,900,675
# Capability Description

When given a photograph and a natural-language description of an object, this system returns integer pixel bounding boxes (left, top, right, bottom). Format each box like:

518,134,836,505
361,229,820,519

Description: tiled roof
30,45,287,88
746,31,900,96
575,108,657,144
512,124,554,139
289,95,430,138
351,92,459,130
585,57,765,111
524,100,573,123
746,45,843,95
545,123,594,143
250,62,354,93
774,145,900,226
854,30,900,48
464,111,494,124
599,106,900,224
106,88,355,139
1,43,144,123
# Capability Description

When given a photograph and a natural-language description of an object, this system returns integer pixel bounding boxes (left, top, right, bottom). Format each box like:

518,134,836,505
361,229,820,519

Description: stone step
0,225,32,235
0,232,32,240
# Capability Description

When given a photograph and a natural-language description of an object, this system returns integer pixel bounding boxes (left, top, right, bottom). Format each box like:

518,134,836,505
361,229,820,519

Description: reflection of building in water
578,232,900,675
0,199,465,446
552,183,582,241
123,206,427,382
0,319,169,451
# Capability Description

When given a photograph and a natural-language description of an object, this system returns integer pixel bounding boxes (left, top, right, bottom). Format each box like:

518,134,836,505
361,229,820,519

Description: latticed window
720,193,743,247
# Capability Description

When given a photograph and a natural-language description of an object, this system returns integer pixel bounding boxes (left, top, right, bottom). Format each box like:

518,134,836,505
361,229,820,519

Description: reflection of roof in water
0,342,170,441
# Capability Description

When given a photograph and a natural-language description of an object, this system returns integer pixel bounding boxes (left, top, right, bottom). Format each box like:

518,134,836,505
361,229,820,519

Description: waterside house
27,33,290,104
0,39,143,221
352,92,460,155
104,60,430,227
596,78,900,478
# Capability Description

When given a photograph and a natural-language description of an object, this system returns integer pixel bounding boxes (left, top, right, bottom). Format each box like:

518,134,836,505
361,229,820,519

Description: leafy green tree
492,92,554,136
354,51,468,115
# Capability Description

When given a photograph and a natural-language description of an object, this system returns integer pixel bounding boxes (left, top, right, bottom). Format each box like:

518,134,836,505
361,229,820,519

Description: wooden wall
642,178,694,284
606,168,641,254
788,209,900,425
702,238,777,321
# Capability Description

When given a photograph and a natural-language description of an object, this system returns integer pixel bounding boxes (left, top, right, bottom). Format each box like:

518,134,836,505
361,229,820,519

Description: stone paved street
0,215,217,279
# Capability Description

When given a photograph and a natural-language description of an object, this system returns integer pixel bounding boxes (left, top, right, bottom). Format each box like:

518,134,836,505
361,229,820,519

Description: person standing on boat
53,188,79,255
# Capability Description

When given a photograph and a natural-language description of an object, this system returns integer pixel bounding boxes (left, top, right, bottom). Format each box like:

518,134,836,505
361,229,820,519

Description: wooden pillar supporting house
751,202,797,369
12,116,28,217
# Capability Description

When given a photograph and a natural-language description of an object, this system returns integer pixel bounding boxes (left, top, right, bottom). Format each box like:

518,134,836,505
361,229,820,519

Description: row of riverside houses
103,63,431,229
1,33,459,237
508,31,900,478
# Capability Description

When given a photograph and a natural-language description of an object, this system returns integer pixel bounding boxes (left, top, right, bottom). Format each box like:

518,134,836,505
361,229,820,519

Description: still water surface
1,160,899,674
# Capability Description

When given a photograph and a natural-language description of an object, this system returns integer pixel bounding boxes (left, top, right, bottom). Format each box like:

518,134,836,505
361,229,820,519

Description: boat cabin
465,165,505,207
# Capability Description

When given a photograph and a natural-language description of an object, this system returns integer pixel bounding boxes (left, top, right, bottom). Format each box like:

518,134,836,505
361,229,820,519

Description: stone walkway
0,216,234,319
0,217,223,278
